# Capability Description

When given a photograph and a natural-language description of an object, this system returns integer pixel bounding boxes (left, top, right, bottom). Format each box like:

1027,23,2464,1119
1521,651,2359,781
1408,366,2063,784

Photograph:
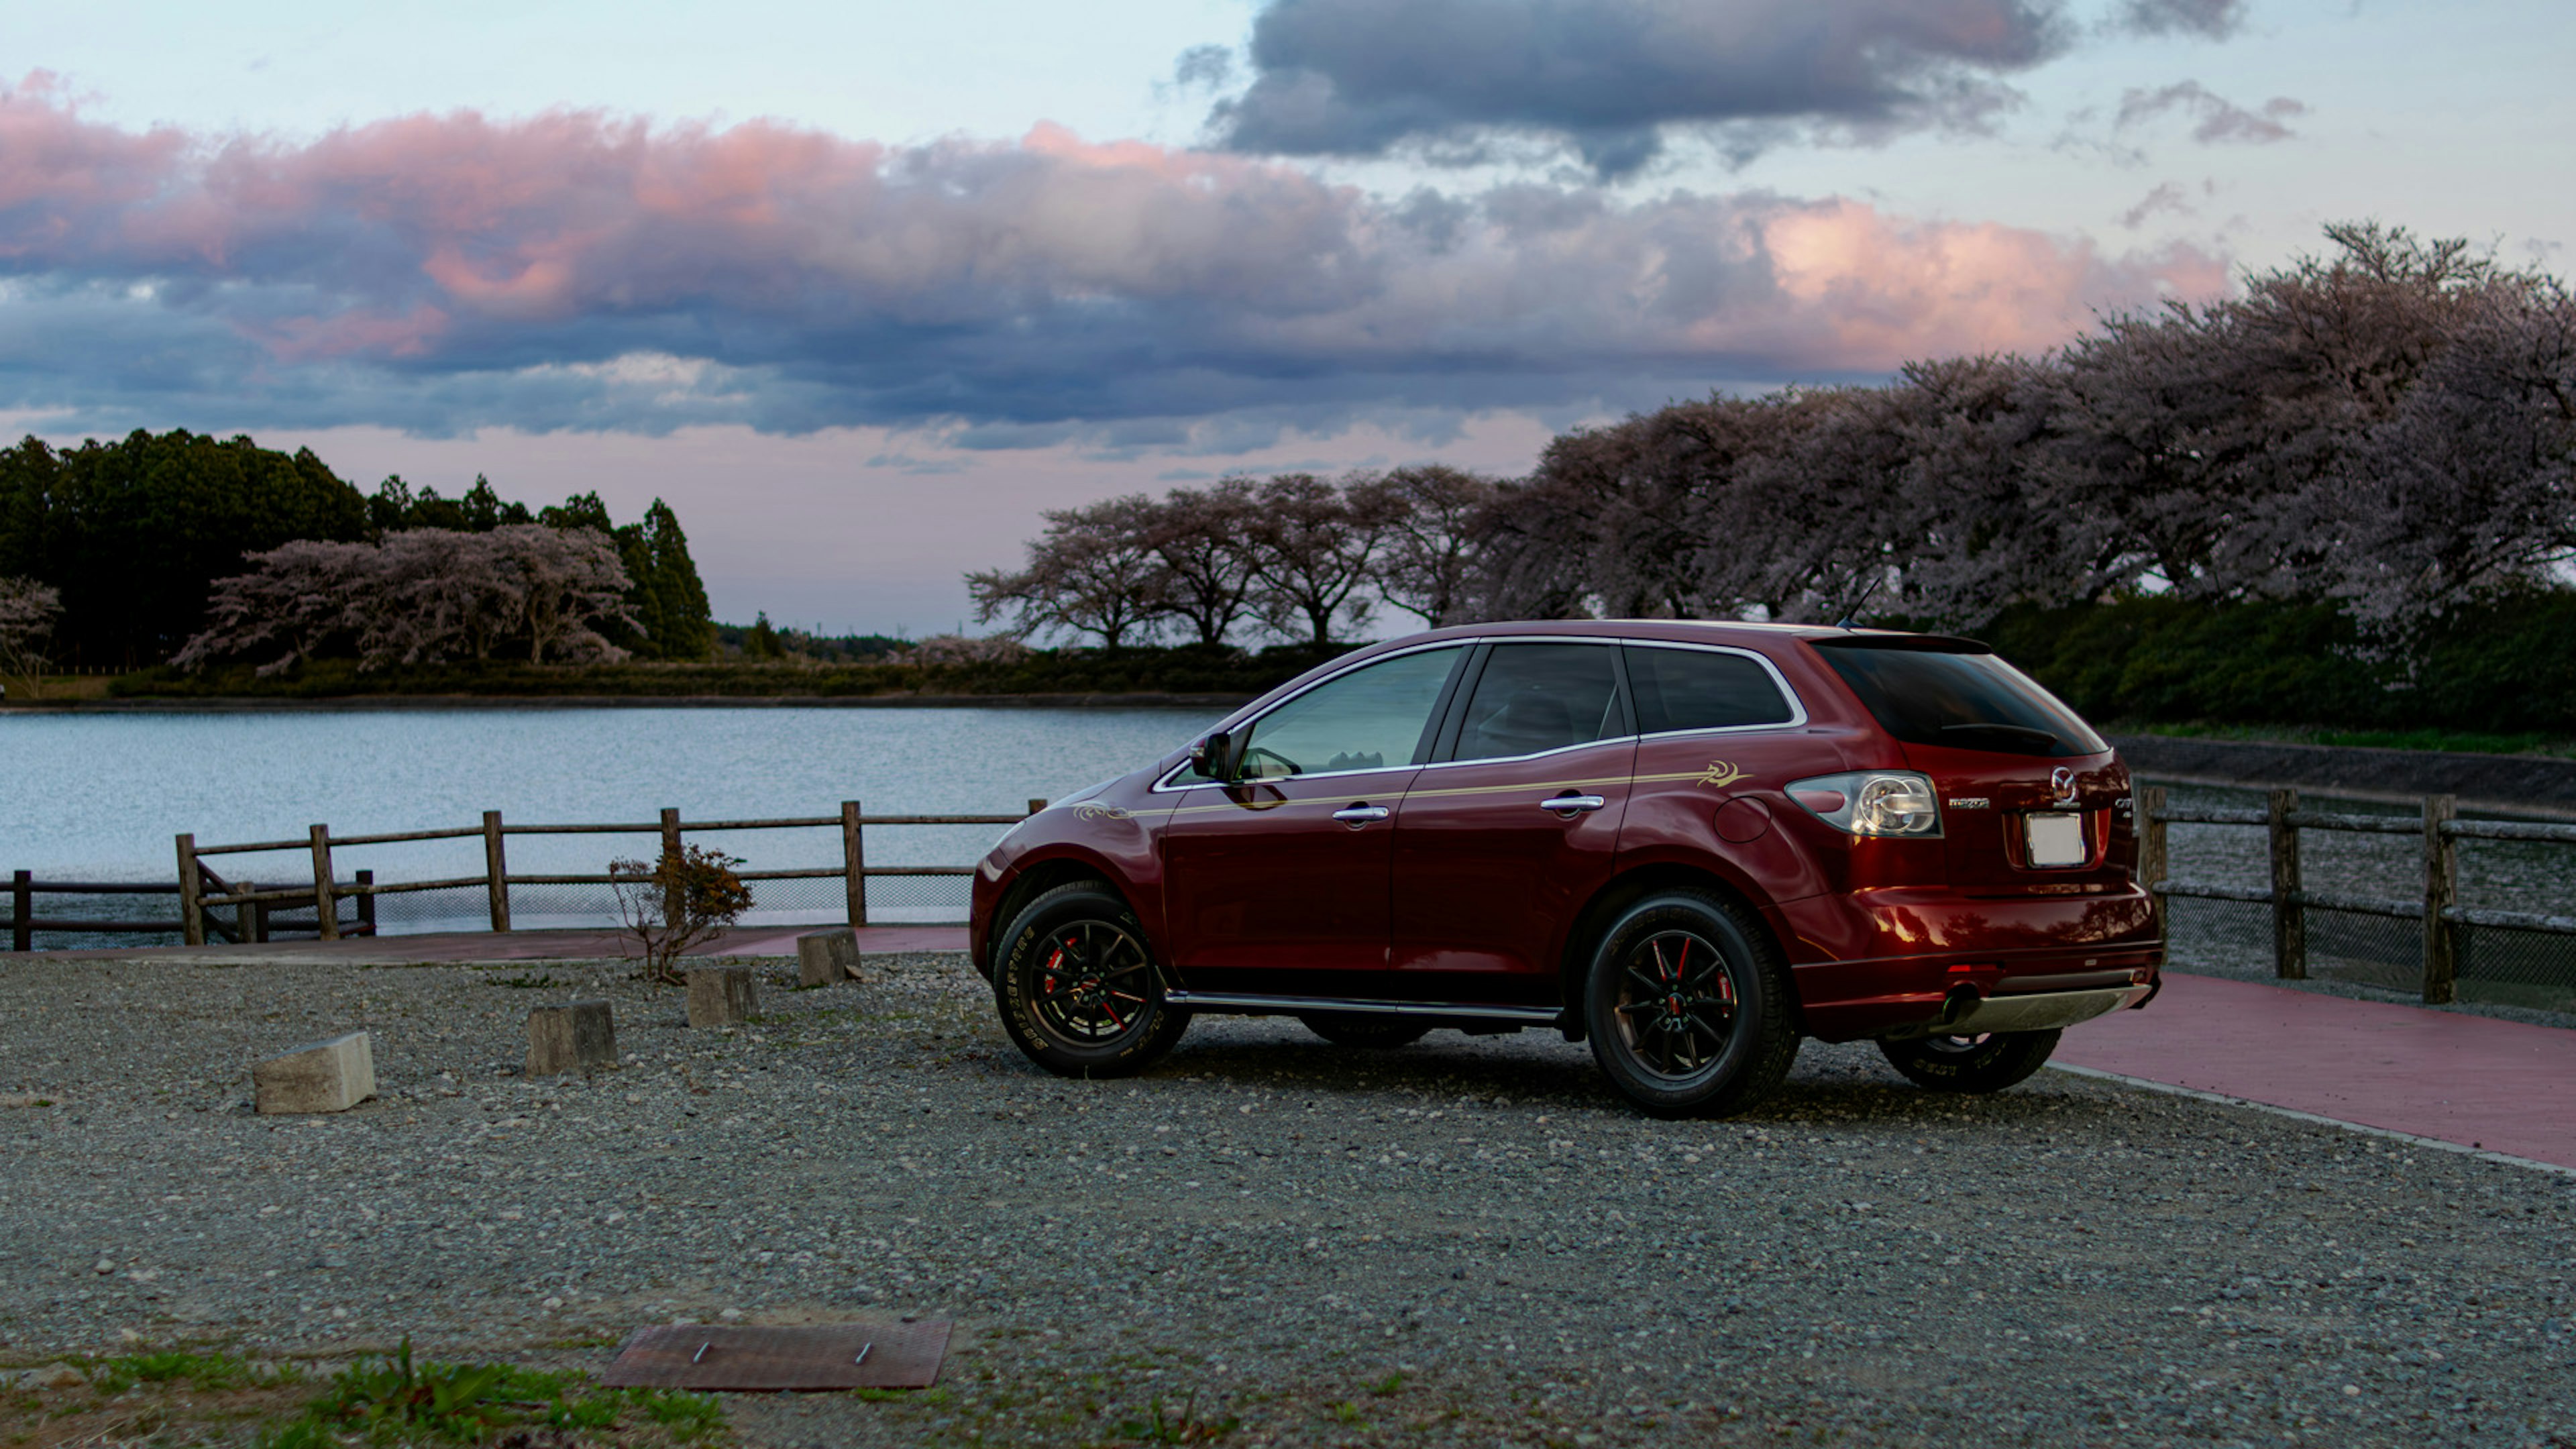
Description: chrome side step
1161,990,1560,1024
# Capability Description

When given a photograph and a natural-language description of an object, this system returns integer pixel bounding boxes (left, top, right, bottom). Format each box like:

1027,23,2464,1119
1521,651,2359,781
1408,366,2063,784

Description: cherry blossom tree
0,575,62,696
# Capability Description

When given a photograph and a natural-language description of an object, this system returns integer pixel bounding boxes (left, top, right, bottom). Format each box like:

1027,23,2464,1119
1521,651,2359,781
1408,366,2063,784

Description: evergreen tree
0,430,368,667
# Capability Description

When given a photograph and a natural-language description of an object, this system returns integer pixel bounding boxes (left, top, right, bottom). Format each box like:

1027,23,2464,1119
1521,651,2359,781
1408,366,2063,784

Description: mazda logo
2050,766,2078,804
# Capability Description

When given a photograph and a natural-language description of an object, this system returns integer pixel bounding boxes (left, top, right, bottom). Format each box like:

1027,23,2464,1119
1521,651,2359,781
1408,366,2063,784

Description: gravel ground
2,951,2573,1449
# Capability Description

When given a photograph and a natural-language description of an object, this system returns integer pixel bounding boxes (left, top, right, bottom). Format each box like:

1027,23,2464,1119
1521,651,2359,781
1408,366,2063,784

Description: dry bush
610,845,755,985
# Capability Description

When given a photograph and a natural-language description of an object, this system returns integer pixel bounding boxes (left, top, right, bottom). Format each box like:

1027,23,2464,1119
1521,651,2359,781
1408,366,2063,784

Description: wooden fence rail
2139,784,2576,1005
164,799,1046,947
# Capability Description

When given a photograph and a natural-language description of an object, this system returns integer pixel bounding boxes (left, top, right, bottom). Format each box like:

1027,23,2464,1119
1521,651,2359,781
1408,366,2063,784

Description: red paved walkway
2059,972,2576,1169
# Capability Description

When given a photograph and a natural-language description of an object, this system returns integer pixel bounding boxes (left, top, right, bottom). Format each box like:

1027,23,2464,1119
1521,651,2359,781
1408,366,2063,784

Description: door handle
1542,794,1608,816
1331,804,1391,826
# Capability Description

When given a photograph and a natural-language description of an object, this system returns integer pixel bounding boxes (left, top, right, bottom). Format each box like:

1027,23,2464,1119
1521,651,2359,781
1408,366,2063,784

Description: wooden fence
2141,785,2576,1003
162,800,1044,947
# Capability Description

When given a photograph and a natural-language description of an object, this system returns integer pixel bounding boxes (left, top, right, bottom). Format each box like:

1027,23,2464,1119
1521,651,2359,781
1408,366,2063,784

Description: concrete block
253,1030,374,1114
525,1000,618,1077
686,966,757,1028
797,928,861,987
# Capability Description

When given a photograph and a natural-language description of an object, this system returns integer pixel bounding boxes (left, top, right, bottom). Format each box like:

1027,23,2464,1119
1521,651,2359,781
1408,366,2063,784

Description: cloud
2118,180,2194,229
2112,0,2249,39
1205,0,2073,177
2116,80,2305,144
0,80,2225,443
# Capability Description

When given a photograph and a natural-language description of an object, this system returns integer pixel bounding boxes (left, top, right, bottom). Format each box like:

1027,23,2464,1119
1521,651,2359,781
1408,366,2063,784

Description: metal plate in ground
598,1321,950,1391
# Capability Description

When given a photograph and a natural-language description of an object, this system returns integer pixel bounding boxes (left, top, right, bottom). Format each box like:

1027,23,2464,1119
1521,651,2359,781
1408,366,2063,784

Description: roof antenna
1835,574,1884,631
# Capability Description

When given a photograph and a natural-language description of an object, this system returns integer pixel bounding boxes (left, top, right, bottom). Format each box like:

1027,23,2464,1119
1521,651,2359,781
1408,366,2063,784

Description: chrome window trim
1618,638,1811,736
1148,631,1811,788
1148,638,1473,794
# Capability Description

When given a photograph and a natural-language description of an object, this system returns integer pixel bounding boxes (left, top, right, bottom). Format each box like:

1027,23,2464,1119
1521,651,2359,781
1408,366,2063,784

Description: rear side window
1452,643,1625,762
1624,646,1795,733
1812,641,2106,757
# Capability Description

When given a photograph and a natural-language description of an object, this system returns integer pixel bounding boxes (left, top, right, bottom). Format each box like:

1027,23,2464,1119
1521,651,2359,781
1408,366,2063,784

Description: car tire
1297,1013,1434,1049
992,881,1189,1078
1582,889,1797,1118
1877,1030,2060,1093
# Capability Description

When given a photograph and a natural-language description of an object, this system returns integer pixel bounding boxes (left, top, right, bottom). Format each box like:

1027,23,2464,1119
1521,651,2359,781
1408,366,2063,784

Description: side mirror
1191,729,1242,782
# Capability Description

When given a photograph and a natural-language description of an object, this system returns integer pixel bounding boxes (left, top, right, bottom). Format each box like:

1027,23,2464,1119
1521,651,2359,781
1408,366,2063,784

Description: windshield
1811,640,2106,758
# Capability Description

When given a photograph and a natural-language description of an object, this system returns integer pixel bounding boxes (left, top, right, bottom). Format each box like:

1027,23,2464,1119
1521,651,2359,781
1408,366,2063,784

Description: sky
7,0,2573,635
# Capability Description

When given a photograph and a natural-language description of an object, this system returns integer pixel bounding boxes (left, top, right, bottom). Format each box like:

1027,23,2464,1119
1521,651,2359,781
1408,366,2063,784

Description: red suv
971,623,2160,1117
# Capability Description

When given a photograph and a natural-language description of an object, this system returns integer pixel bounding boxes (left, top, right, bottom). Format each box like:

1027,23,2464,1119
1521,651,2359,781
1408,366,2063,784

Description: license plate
2024,812,2087,867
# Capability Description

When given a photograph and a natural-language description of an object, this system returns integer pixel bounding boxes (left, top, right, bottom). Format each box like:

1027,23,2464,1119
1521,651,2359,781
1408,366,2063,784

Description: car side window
1451,643,1625,763
1624,645,1795,733
1178,647,1463,784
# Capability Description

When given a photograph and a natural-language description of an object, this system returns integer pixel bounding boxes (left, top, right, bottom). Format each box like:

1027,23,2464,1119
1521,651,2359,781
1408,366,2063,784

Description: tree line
0,429,715,674
971,224,2576,657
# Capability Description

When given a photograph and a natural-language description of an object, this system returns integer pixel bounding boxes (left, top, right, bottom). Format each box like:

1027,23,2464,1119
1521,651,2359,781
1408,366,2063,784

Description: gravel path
2,952,2572,1448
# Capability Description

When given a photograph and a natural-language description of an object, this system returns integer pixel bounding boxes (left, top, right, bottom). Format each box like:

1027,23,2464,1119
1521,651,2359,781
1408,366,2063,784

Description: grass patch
270,1341,726,1446
1,1341,727,1449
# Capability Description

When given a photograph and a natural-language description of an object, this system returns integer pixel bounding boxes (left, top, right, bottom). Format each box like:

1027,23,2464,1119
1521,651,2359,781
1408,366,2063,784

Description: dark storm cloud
0,81,2222,443
1205,0,2074,176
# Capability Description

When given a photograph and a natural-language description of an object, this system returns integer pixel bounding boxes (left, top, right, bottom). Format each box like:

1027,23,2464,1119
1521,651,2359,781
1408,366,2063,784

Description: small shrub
611,845,755,985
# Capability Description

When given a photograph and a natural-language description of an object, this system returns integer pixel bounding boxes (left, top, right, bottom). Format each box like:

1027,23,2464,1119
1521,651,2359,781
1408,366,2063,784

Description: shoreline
0,690,1252,714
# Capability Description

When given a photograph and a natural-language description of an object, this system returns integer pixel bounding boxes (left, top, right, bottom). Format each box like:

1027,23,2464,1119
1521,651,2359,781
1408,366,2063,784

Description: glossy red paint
971,619,2163,1044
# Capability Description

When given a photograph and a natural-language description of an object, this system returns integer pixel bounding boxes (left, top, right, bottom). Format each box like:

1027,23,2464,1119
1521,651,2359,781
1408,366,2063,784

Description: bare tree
1249,473,1393,644
1356,465,1499,627
1146,480,1267,645
0,576,62,697
967,494,1168,647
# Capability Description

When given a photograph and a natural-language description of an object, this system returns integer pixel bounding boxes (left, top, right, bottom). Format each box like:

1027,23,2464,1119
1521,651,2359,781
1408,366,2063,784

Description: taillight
1785,771,1942,837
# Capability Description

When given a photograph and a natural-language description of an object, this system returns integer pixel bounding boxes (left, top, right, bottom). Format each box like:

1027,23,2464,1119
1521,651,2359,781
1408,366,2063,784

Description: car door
1388,640,1636,1006
1159,645,1469,999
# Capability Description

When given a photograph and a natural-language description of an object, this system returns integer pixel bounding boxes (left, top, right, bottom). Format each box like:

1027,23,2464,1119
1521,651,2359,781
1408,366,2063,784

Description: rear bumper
1880,983,2153,1040
1777,886,2162,1042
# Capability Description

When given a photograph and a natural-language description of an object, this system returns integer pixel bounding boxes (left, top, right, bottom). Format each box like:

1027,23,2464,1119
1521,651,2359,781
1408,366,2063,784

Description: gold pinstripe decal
1161,759,1767,816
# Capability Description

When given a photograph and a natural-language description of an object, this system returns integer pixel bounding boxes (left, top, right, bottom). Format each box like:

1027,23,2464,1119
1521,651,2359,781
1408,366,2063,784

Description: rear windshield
1811,640,2106,758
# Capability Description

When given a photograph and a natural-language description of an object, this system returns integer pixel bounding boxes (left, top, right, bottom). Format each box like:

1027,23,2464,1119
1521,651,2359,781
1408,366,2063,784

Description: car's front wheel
1877,1030,2059,1093
992,882,1189,1077
1583,890,1797,1118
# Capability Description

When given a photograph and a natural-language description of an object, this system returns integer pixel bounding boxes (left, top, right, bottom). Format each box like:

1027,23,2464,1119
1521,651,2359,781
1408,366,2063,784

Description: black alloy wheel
1297,1012,1434,1049
1877,1029,2061,1093
1584,890,1797,1118
993,882,1190,1077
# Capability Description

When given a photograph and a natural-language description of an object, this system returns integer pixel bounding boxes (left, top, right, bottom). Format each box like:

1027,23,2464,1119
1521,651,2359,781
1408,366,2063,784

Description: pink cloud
0,83,2228,431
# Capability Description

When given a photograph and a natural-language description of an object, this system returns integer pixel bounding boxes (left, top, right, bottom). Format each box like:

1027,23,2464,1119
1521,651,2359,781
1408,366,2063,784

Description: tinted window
1183,647,1462,782
1625,646,1794,733
1452,643,1624,762
1813,642,2106,757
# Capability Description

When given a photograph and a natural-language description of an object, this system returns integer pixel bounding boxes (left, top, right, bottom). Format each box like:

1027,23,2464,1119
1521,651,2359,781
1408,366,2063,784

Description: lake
5,706,2573,1010
3,705,1224,929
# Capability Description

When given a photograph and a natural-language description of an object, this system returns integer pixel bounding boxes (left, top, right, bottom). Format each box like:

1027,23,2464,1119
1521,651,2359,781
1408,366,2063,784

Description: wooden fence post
355,869,376,936
176,833,205,947
2422,794,2458,1004
309,824,340,941
659,807,684,924
242,879,266,945
484,810,513,932
1027,798,1049,816
2267,788,2304,979
2133,784,2174,928
10,869,28,953
841,800,867,928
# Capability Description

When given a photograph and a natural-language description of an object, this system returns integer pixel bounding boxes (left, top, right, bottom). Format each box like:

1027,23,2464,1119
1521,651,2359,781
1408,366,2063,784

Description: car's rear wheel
1877,1030,2060,1093
993,882,1189,1077
1583,890,1797,1118
1297,1012,1433,1049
